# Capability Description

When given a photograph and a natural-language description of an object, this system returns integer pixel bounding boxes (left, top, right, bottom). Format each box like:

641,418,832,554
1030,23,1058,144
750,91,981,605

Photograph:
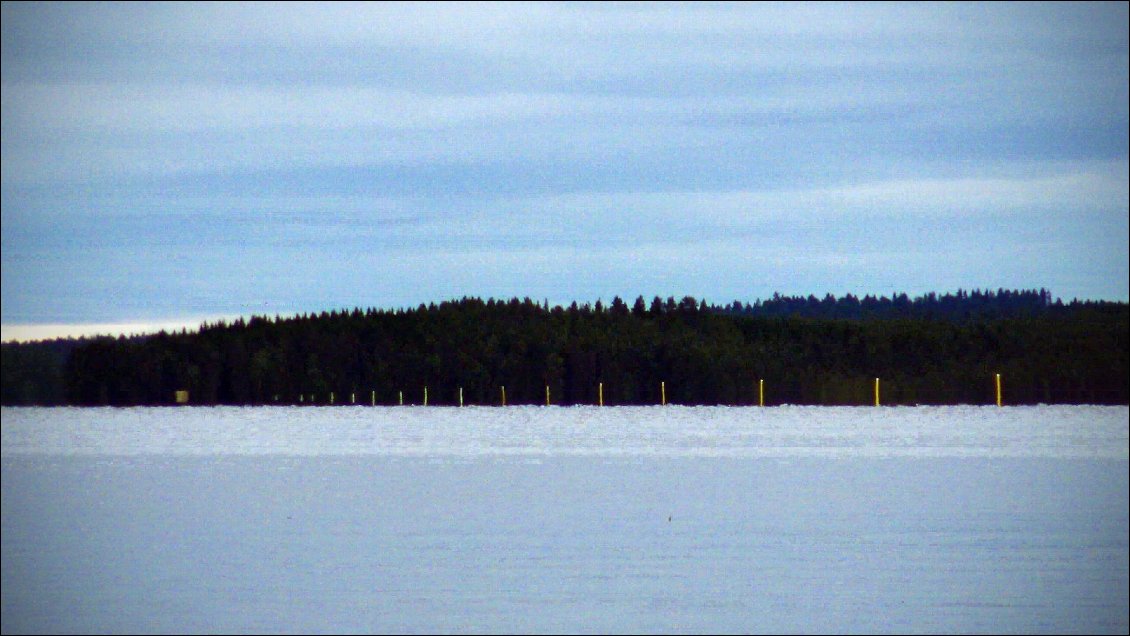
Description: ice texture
3,406,1128,633
2,404,1127,459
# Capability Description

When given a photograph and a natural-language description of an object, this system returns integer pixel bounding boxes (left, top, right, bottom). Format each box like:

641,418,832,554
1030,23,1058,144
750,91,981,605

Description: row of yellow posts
278,374,1005,407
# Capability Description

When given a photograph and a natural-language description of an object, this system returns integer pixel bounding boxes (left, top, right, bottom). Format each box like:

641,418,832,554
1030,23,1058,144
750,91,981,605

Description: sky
2,2,1127,341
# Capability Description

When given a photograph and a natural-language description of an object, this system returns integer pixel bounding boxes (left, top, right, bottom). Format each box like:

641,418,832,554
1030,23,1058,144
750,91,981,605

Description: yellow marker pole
546,385,551,406
501,386,506,407
661,381,666,406
874,378,880,407
371,390,376,406
424,386,428,407
351,392,356,405
459,387,464,407
330,392,335,405
996,373,1002,407
398,390,403,406
759,379,764,407
599,382,604,407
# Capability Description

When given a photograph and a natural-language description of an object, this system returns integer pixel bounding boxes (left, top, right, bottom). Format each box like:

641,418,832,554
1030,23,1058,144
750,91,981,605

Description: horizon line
3,288,1126,344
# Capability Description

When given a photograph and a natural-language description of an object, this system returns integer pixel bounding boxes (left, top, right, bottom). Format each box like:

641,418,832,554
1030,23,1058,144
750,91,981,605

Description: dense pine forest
2,289,1127,406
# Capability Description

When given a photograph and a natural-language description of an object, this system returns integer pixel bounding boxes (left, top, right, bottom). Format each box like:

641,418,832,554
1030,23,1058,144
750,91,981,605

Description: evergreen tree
3,290,1126,406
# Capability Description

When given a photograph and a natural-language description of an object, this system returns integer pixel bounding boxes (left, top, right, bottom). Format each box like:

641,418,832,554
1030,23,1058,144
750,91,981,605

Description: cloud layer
2,2,1127,328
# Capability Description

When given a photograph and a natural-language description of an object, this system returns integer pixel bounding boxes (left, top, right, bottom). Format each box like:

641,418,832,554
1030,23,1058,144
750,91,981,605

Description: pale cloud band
2,2,1126,332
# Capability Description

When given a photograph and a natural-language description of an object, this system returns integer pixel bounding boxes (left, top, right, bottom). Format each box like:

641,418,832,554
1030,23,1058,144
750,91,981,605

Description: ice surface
3,406,1128,633
2,404,1127,458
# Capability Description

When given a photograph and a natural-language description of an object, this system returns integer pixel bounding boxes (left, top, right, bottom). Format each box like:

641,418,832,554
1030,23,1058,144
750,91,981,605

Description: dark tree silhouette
3,290,1126,406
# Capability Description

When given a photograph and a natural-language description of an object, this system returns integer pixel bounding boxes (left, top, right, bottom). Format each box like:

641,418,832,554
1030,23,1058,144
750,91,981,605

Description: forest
2,289,1127,406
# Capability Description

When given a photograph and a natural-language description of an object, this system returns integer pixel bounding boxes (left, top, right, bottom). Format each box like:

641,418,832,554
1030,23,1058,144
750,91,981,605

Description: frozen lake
3,406,1128,633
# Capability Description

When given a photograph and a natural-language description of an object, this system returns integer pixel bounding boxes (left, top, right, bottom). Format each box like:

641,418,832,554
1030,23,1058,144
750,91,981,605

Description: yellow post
371,390,376,406
874,378,880,407
501,385,506,407
459,387,464,407
545,385,551,406
661,381,666,406
424,386,428,406
398,390,403,406
299,394,303,404
330,392,335,405
599,382,604,407
351,392,355,405
758,379,764,407
996,373,1002,407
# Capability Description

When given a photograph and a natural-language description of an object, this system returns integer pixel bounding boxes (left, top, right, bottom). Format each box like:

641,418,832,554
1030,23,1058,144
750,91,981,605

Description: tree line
2,290,1126,406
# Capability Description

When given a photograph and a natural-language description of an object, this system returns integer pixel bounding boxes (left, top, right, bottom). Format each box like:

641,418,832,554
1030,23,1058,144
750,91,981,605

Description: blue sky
2,2,1127,340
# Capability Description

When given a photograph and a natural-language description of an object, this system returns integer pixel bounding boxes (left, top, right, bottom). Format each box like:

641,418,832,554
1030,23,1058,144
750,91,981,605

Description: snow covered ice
3,405,1128,633
4,404,1127,459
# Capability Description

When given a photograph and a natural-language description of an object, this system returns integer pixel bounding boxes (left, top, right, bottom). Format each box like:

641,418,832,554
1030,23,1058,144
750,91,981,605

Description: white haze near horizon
0,318,228,344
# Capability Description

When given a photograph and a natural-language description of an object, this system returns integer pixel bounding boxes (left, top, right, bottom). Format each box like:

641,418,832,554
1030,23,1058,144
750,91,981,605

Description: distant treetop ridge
2,289,1126,406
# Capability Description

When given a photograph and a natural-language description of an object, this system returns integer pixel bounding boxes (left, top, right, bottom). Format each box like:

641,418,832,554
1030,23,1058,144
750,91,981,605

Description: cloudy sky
2,2,1127,340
